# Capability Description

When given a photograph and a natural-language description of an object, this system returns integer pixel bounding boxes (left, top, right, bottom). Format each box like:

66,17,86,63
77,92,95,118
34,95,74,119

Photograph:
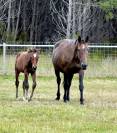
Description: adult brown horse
15,48,39,101
52,36,89,104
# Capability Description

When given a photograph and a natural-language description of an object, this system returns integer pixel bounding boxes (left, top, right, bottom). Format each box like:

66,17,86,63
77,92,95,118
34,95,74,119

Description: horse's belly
56,62,80,74
68,67,81,74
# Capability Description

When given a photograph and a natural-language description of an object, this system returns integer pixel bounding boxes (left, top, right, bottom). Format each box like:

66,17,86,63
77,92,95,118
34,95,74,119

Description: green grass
0,75,116,133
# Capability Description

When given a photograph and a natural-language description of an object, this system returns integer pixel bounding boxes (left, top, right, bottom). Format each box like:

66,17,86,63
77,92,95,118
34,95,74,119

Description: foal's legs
23,71,29,100
79,70,84,104
55,70,61,100
15,70,19,99
29,72,36,101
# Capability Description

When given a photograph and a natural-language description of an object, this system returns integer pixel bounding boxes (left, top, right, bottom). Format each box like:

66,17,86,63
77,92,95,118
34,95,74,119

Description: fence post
3,42,6,74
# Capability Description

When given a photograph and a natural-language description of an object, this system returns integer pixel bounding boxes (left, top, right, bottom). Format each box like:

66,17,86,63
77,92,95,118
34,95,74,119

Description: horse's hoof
23,97,25,101
55,97,60,100
67,98,70,101
80,100,84,105
80,102,84,105
63,99,68,103
23,97,28,102
28,98,32,102
80,99,84,105
16,97,19,100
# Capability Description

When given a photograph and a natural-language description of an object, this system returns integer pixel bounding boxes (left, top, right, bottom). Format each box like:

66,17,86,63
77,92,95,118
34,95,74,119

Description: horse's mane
27,48,37,53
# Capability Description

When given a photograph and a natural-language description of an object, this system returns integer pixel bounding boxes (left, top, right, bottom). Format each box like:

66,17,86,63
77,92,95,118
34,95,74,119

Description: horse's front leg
29,72,36,101
79,70,84,105
15,70,19,99
23,71,29,101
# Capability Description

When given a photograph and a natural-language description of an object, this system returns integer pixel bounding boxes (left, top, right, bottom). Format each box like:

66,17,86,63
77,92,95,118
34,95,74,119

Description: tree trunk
14,0,22,42
7,0,12,34
66,0,72,38
30,0,37,43
72,0,76,38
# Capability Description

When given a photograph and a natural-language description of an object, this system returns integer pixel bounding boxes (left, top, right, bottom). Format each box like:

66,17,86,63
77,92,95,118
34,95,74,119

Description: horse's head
75,36,89,70
28,49,39,71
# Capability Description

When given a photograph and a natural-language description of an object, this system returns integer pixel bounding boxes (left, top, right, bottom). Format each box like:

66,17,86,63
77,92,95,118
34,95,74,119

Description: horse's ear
36,48,40,55
27,48,32,53
85,36,89,42
78,36,81,43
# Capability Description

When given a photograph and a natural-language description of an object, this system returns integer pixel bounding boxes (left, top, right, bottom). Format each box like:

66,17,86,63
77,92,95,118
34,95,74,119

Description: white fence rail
0,42,117,77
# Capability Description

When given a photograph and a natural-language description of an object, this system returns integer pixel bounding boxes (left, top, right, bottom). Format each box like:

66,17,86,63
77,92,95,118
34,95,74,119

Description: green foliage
17,32,28,43
0,21,6,39
2,31,28,43
3,32,15,43
72,32,80,39
100,0,117,9
99,0,117,20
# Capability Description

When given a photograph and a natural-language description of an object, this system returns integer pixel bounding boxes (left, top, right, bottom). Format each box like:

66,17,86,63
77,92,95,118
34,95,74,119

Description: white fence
0,42,117,77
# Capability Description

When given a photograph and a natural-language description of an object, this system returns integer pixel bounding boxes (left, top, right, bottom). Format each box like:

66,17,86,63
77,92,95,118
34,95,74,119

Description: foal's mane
27,48,37,53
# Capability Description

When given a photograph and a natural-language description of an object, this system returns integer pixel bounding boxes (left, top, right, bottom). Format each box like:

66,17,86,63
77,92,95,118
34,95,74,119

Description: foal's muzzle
81,63,88,70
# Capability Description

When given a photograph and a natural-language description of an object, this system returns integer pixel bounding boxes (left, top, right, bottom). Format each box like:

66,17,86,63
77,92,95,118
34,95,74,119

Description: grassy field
0,75,116,133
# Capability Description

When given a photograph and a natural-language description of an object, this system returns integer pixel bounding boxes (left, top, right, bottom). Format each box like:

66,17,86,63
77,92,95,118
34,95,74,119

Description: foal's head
28,49,39,71
75,36,89,70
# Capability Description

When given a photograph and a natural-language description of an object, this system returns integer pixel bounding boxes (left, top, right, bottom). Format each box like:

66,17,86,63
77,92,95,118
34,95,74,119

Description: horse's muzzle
81,63,88,70
32,66,37,71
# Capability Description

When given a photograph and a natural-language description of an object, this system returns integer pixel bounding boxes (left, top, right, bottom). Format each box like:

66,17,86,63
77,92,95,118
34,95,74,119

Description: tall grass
0,53,117,77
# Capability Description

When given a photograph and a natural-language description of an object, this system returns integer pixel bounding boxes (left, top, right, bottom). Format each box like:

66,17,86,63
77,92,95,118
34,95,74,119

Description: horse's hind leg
66,74,73,101
29,72,36,101
55,70,61,100
15,70,19,99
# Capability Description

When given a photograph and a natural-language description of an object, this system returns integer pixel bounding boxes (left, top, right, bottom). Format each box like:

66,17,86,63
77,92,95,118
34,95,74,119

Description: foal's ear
36,48,40,55
85,36,89,43
78,36,81,43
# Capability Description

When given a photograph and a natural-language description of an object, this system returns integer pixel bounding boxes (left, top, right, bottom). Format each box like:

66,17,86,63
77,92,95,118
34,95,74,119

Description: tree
66,0,72,38
99,0,117,20
14,0,22,41
50,0,69,40
0,0,116,42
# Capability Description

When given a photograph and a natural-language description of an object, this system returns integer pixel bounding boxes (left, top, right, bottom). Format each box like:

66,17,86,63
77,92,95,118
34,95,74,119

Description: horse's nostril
81,64,88,70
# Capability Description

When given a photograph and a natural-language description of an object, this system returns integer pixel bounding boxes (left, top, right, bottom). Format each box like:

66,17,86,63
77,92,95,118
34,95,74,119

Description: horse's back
53,39,76,58
15,52,28,71
54,39,76,49
52,39,76,72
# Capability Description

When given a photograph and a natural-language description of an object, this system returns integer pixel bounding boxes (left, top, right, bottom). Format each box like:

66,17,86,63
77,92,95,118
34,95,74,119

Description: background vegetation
0,0,117,43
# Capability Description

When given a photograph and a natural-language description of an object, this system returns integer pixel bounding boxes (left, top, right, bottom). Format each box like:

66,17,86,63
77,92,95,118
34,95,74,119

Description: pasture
0,75,116,133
